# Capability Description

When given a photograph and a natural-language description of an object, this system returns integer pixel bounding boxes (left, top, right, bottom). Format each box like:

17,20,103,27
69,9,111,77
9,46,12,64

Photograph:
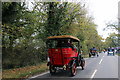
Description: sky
84,0,120,39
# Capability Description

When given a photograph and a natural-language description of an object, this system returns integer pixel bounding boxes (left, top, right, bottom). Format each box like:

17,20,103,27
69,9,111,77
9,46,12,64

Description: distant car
117,47,120,54
89,50,99,57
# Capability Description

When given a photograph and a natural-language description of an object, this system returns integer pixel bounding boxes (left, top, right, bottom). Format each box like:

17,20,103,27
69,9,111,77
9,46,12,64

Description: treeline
2,2,103,69
103,22,119,49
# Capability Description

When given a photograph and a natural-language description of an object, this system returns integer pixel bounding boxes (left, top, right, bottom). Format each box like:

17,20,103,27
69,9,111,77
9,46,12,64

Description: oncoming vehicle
47,35,85,76
108,51,114,56
107,47,115,56
89,47,99,57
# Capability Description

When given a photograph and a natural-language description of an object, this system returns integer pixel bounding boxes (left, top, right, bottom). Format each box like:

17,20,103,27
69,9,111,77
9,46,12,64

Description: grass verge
82,54,89,58
2,62,49,79
116,53,120,56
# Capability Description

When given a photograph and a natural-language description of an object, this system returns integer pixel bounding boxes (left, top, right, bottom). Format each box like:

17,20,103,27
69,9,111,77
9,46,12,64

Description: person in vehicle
112,47,115,55
92,47,97,54
71,41,78,52
57,39,74,50
103,49,105,53
92,47,98,55
92,47,97,51
68,39,74,50
89,47,98,57
107,47,111,55
90,48,93,54
89,48,93,57
56,40,62,47
56,39,78,52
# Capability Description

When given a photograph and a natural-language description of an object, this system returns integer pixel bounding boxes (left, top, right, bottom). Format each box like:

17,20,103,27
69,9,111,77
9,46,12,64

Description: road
27,52,119,80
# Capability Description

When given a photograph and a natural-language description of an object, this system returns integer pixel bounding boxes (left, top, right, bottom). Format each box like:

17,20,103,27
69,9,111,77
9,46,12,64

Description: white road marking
91,69,97,78
99,58,103,64
30,71,49,79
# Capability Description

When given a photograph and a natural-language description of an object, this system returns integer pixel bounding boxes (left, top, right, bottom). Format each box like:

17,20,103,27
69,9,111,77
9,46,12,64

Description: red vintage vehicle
47,35,85,76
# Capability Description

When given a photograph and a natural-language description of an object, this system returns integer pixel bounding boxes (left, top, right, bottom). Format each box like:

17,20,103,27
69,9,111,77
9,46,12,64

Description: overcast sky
84,0,120,39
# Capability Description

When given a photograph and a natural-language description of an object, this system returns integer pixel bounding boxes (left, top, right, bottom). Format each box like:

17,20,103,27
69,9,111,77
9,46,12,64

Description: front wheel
81,59,85,70
70,62,77,76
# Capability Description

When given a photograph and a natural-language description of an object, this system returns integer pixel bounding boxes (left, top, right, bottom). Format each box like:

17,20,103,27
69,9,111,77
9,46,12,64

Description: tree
104,33,118,48
2,1,103,69
2,2,41,68
104,21,119,46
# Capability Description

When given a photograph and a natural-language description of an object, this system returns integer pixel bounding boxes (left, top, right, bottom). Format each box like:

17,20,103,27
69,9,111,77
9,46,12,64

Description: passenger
103,49,105,53
92,47,98,56
92,47,97,51
70,41,78,52
107,47,111,55
61,39,77,51
112,47,114,55
68,39,74,50
112,47,114,52
59,39,73,49
90,48,93,54
56,40,62,47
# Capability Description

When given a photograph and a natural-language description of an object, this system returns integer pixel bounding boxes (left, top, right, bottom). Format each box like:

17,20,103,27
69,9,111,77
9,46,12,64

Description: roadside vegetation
116,52,120,56
2,62,48,79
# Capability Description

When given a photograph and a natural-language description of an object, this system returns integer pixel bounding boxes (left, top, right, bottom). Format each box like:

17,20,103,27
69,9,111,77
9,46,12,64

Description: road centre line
91,69,97,78
99,58,103,64
103,55,104,58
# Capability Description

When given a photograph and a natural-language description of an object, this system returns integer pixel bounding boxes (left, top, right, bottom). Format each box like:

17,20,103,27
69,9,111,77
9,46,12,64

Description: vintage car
108,51,114,56
47,35,85,76
89,48,99,57
107,47,115,56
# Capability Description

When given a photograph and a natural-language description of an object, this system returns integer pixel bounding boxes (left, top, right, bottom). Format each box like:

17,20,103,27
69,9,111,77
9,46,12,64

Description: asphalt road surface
27,52,119,80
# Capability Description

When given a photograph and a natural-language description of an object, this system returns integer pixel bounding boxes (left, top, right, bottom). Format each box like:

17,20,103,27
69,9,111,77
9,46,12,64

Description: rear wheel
49,65,56,75
93,53,95,56
70,62,76,76
97,54,99,57
97,53,99,57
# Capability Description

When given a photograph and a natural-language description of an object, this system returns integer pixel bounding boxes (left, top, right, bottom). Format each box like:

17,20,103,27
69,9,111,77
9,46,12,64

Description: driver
92,47,98,55
92,47,97,52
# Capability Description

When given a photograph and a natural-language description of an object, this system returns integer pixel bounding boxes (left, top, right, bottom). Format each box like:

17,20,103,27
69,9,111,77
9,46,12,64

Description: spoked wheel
49,65,56,75
81,60,85,70
97,54,99,57
70,62,77,76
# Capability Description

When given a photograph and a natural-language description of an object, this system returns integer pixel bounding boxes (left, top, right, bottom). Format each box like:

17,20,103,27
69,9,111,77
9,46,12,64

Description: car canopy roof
47,35,80,42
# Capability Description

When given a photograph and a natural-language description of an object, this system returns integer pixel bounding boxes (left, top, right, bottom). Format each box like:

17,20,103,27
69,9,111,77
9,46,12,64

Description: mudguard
68,59,76,69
